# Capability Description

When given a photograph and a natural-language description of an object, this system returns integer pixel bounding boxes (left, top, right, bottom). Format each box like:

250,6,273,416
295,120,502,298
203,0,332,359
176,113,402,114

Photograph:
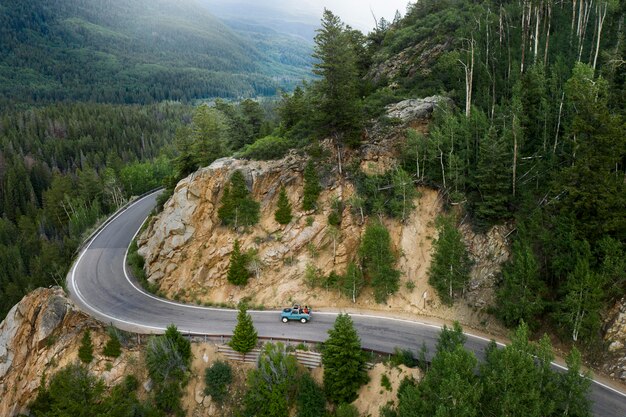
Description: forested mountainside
0,0,312,105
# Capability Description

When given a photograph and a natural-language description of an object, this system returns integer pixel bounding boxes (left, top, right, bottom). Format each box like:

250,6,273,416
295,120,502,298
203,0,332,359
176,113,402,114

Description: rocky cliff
137,98,510,332
603,298,626,382
0,288,144,416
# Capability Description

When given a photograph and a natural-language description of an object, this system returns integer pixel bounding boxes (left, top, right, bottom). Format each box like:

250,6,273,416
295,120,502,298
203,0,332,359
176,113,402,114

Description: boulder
385,96,451,124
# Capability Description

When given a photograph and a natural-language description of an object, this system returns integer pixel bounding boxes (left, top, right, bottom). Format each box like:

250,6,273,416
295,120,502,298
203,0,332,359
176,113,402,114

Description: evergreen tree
78,329,94,364
227,239,250,286
164,324,192,367
103,329,122,358
217,170,260,227
398,324,480,417
472,126,511,230
274,187,293,225
312,9,362,145
296,373,327,417
322,314,368,404
243,343,299,417
496,237,546,328
480,323,543,417
302,160,322,211
428,215,472,305
555,347,592,416
359,221,400,303
556,254,604,342
192,105,226,168
230,302,258,354
204,361,232,404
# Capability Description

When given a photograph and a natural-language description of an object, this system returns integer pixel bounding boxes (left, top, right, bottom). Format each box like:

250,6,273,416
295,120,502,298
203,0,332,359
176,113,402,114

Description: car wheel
282,317,288,323
300,318,307,323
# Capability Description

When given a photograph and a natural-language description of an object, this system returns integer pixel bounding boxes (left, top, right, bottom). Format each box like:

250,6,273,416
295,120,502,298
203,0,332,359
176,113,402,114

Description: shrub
78,329,94,364
239,135,293,160
204,361,232,403
103,328,122,358
296,373,326,417
302,160,322,211
381,374,392,391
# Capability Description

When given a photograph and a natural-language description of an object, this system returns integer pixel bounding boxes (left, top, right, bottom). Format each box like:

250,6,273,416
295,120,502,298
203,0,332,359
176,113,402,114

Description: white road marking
69,191,626,399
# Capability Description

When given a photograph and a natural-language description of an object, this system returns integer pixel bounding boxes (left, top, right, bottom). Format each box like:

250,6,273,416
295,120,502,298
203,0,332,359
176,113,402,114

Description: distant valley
0,0,314,105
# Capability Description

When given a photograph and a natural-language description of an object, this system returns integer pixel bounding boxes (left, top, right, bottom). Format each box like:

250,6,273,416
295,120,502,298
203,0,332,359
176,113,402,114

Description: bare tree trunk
592,1,608,70
459,37,475,117
513,116,518,196
439,146,446,189
544,2,552,64
553,91,565,154
533,2,542,65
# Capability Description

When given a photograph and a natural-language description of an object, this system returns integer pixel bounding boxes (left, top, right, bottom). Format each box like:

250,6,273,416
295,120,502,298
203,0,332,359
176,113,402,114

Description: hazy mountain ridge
0,0,313,105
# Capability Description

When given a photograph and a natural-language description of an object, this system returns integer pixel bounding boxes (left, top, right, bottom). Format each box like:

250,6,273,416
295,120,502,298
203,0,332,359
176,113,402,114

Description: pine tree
359,222,400,303
103,329,122,358
472,126,511,230
274,187,293,225
78,329,94,364
555,347,592,416
217,170,260,227
398,323,480,417
192,105,226,168
312,9,362,145
227,239,250,286
302,160,322,211
322,314,368,403
164,324,192,367
229,302,257,354
496,238,546,328
428,215,472,305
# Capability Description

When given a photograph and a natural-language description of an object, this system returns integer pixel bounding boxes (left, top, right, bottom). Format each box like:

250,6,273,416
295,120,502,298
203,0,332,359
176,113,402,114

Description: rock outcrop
603,298,626,381
460,223,512,310
385,96,452,124
0,288,143,416
137,137,508,334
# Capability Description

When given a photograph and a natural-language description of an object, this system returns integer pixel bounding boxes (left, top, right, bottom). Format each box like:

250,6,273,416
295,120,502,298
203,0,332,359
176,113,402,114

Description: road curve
67,191,626,416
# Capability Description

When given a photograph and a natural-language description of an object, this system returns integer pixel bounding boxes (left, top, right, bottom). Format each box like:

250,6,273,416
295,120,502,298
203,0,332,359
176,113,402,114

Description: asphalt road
67,191,626,416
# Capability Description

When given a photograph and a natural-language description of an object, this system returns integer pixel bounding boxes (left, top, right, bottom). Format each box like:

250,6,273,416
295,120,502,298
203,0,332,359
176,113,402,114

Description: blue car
281,305,311,323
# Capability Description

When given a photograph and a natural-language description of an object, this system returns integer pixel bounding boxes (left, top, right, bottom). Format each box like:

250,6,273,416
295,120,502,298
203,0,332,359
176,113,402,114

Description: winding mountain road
67,191,626,416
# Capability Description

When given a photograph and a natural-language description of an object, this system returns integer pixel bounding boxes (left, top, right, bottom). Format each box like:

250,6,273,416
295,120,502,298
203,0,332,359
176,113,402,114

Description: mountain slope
0,0,312,104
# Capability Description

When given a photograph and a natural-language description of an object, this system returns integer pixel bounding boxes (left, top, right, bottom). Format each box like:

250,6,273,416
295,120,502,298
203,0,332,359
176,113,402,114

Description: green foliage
390,348,417,368
428,215,472,306
78,329,94,364
554,348,592,416
398,324,480,417
322,314,369,404
0,0,312,105
480,323,544,417
243,343,299,417
103,328,122,358
352,167,417,220
359,222,400,303
339,262,365,303
302,160,322,211
30,364,153,417
164,324,192,367
296,373,327,417
230,302,258,354
312,9,362,145
204,360,232,404
0,102,190,321
239,136,293,160
381,374,392,391
192,105,227,168
143,325,191,415
555,253,604,342
496,235,546,328
274,187,293,225
218,170,260,227
228,239,251,286
333,403,360,417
